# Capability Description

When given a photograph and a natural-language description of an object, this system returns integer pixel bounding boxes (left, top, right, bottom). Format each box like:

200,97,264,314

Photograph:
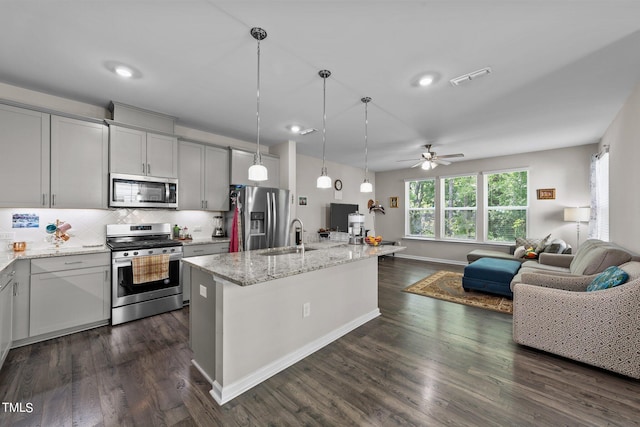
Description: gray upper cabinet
110,125,178,178
178,140,229,211
230,148,280,188
0,104,108,209
0,104,50,208
50,116,108,209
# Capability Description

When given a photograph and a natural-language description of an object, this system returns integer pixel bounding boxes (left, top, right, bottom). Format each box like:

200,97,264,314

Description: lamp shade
564,207,590,222
317,174,332,189
248,163,268,181
360,180,373,193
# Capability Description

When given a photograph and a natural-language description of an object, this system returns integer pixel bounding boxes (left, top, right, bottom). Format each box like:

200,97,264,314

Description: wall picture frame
536,188,556,200
390,196,399,208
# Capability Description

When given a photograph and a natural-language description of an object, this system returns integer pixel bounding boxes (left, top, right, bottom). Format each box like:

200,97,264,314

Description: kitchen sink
258,246,317,256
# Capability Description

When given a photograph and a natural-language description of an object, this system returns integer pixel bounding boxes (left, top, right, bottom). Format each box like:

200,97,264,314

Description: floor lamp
564,207,591,249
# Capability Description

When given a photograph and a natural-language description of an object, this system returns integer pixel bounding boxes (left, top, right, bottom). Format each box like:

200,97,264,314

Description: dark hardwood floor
1,257,639,426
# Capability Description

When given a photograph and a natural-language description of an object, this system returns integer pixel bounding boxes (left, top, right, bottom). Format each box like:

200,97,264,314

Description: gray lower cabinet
182,242,229,303
0,265,15,368
29,253,110,338
11,260,30,342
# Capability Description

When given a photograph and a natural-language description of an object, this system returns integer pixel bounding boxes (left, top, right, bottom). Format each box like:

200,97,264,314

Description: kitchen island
183,241,404,405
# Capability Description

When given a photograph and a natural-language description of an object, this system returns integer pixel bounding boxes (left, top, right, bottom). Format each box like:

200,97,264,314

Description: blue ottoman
463,258,521,298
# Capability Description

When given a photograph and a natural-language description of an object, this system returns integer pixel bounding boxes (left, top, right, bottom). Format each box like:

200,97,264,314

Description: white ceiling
2,1,640,172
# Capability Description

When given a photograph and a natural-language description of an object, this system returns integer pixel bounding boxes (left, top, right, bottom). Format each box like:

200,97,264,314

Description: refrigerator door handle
266,191,272,248
271,191,278,247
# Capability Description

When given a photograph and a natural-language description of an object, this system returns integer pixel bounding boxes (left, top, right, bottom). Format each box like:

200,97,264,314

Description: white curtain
589,150,609,241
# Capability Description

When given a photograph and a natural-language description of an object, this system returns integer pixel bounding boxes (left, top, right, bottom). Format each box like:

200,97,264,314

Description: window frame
484,168,529,243
440,173,478,241
404,178,436,238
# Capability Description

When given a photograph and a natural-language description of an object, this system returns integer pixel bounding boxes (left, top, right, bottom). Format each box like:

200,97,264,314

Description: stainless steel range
106,223,183,325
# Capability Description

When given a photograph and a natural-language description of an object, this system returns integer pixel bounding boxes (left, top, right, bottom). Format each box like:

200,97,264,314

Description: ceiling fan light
360,179,373,193
421,161,437,170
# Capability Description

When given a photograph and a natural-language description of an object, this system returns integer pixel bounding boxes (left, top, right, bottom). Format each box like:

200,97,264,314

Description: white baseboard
395,253,467,266
205,308,381,405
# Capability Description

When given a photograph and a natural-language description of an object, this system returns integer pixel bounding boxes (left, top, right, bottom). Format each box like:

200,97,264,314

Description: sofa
467,237,571,264
512,260,640,379
511,239,636,286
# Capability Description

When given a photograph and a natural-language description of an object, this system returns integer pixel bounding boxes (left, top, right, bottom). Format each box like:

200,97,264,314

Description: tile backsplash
0,208,223,252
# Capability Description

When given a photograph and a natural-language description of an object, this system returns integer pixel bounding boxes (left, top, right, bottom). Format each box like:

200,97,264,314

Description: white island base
188,256,379,405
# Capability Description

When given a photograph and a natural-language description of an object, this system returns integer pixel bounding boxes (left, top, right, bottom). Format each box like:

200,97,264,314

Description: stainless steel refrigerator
226,186,291,251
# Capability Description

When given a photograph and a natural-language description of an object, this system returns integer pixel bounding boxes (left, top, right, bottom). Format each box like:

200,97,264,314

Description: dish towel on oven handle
132,254,170,285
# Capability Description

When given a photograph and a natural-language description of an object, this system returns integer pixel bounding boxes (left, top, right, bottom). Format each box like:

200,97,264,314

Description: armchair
512,261,640,379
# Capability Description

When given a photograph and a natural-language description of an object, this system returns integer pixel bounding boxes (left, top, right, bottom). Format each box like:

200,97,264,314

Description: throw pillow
543,238,568,254
535,234,552,253
586,266,629,291
513,246,526,259
515,237,541,249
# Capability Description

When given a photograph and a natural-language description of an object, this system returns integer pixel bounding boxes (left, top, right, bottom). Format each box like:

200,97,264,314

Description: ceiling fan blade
410,161,424,168
433,159,451,166
396,158,421,162
436,153,464,159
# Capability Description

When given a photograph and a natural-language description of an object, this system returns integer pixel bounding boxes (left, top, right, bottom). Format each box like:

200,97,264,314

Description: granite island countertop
0,245,109,272
182,241,405,286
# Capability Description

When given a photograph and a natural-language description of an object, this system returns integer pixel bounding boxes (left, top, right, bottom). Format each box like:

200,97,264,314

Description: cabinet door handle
147,163,151,174
64,261,84,265
105,270,109,281
42,193,46,206
205,200,208,209
193,249,204,253
52,194,56,206
142,163,146,174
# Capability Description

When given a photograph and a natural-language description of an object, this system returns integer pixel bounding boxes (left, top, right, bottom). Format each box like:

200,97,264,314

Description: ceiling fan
398,144,464,170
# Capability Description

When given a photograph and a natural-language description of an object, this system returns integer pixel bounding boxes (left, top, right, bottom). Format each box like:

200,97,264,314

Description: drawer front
184,243,228,257
31,252,110,274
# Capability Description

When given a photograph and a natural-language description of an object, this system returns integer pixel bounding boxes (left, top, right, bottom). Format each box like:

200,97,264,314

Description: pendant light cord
321,73,327,170
256,36,261,160
363,97,370,179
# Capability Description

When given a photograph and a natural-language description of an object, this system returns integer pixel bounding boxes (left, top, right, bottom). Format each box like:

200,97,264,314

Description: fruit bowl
365,236,383,246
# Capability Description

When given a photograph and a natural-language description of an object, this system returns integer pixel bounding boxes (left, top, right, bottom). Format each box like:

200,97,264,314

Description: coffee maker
213,216,225,237
348,212,365,245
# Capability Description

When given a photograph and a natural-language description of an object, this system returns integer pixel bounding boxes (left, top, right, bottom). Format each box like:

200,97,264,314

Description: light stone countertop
0,245,109,272
182,241,405,286
180,237,231,246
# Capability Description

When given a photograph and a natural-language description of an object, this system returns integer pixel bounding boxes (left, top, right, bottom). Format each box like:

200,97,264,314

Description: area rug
403,270,513,314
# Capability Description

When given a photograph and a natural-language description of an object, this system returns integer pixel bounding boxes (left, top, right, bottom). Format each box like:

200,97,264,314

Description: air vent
450,67,492,86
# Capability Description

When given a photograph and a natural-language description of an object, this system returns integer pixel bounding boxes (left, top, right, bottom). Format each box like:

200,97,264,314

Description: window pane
444,176,476,208
444,210,476,239
487,209,527,241
409,180,435,208
487,171,528,207
409,210,435,237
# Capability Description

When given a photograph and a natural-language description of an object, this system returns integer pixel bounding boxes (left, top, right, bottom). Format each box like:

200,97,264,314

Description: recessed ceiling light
115,66,133,78
288,125,301,133
104,61,142,79
299,128,317,135
412,72,440,88
418,75,434,87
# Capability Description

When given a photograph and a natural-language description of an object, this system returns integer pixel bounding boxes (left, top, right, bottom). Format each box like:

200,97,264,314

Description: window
486,170,528,242
590,151,609,241
406,179,435,237
442,175,477,239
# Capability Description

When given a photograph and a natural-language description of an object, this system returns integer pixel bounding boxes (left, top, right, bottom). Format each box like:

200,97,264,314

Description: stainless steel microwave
109,173,178,209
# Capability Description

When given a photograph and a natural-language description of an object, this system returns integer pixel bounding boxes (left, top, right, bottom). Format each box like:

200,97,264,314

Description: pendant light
317,69,332,189
248,27,268,182
360,97,373,193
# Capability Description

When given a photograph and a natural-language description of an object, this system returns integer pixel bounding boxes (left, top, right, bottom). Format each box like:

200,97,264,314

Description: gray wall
374,144,596,264
603,81,640,253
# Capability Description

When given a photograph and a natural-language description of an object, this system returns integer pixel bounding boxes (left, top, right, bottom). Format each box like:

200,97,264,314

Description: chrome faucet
291,218,304,251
